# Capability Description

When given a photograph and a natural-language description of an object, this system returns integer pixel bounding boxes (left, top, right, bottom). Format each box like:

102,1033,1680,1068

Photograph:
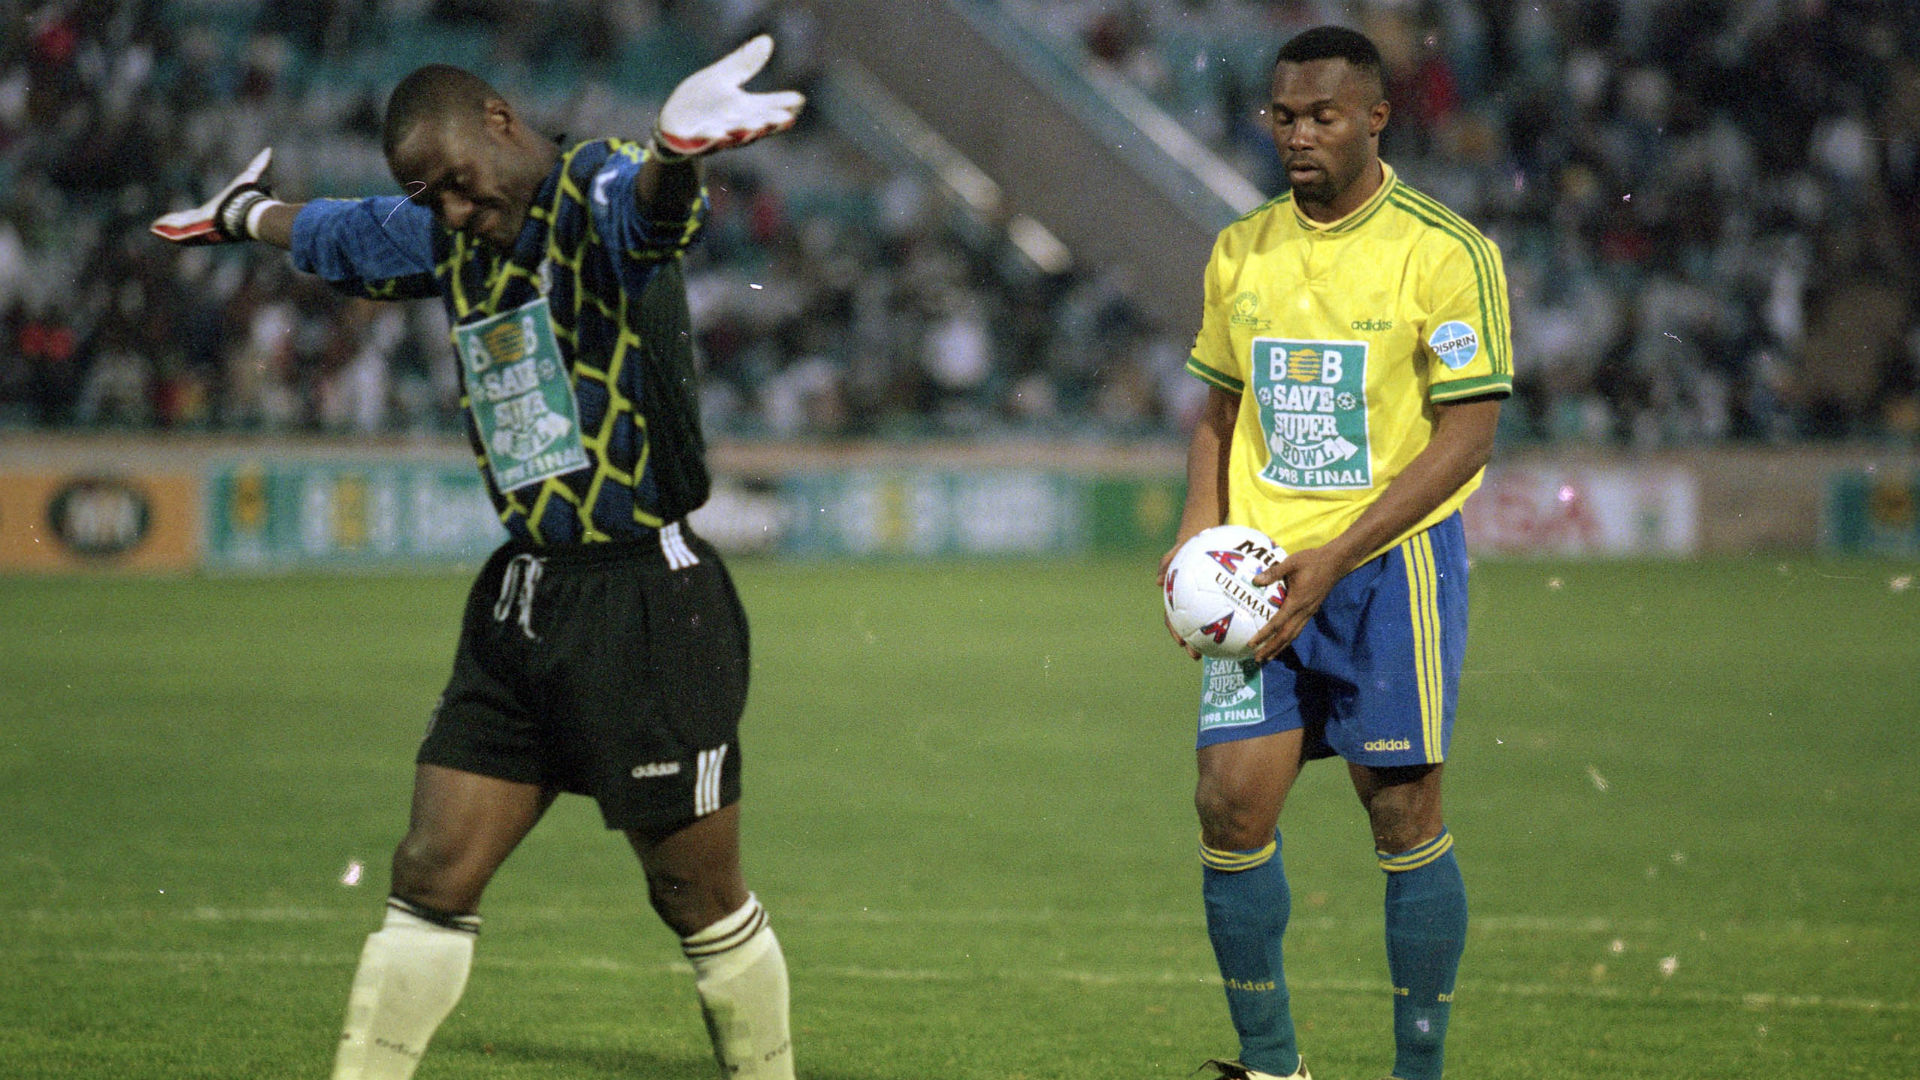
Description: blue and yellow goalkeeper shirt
291,139,708,545
1187,162,1513,557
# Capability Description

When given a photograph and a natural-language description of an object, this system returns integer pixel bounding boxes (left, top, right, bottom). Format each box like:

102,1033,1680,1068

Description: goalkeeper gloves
150,148,277,244
649,35,806,162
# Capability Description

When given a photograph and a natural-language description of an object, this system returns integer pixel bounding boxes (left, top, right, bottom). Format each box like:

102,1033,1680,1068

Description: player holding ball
1161,25,1512,1080
154,37,802,1080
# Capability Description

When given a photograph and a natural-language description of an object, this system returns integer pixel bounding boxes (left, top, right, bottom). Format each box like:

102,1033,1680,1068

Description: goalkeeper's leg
334,766,550,1080
332,898,477,1080
632,805,793,1080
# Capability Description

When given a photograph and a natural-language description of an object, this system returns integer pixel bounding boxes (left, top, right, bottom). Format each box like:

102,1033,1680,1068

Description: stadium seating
2,0,1915,445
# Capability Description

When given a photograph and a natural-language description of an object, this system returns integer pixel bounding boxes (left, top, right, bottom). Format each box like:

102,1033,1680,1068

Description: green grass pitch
2,555,1916,1078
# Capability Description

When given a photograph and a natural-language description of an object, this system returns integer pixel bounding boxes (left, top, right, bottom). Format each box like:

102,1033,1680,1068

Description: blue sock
1202,835,1299,1077
1379,830,1468,1080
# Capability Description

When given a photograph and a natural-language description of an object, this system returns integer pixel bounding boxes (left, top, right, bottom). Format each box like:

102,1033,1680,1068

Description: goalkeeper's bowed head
151,35,804,246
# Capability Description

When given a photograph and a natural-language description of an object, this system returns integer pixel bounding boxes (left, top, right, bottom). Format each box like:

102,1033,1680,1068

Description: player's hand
1247,543,1348,662
651,35,805,160
151,149,274,245
1158,542,1203,660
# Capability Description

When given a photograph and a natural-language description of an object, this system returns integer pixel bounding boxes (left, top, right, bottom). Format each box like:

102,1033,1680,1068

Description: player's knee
644,864,745,937
1365,797,1442,855
1195,783,1278,851
1360,764,1444,853
390,832,484,912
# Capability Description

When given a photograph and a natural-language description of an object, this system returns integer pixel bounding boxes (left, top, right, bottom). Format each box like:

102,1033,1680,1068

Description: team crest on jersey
1251,338,1371,491
1228,292,1272,330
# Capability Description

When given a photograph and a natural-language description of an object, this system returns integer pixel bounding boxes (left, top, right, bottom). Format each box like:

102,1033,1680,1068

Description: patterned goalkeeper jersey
291,139,709,545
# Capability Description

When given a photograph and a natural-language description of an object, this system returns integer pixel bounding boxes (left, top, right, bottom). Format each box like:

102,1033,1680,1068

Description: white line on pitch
30,948,1914,1015
29,906,1898,946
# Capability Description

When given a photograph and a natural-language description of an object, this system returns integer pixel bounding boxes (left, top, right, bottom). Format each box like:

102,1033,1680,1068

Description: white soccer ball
1162,524,1288,660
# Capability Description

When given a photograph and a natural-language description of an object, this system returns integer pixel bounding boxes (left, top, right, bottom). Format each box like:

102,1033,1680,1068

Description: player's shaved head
1274,25,1387,104
383,64,502,160
383,64,559,248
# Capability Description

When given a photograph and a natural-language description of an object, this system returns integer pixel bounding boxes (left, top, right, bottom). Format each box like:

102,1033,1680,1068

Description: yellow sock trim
1200,838,1278,872
1377,829,1453,873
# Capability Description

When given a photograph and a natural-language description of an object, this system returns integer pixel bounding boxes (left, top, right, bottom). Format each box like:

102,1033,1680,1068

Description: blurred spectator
73,318,152,428
17,301,81,425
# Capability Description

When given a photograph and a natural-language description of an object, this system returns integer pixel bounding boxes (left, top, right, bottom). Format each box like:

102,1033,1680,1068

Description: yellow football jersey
1186,162,1512,557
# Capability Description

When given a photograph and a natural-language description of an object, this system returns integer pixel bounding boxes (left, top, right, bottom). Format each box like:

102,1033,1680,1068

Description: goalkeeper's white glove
151,148,276,245
650,35,805,162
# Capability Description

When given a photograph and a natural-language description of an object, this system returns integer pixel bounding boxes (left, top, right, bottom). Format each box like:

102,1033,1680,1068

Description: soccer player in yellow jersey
1167,26,1511,1080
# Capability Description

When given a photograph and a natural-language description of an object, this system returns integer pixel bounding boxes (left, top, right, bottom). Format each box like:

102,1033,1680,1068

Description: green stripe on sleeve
1387,190,1513,379
1430,374,1512,402
1187,355,1244,394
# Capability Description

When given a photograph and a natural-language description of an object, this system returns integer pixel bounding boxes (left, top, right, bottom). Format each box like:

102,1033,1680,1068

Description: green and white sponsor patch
1198,657,1267,734
1252,337,1371,490
455,296,589,492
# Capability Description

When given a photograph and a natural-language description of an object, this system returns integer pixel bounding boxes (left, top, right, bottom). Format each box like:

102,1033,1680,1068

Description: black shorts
420,523,749,834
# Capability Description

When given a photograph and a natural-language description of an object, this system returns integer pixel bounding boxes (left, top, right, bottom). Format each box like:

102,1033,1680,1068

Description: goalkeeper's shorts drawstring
493,553,544,640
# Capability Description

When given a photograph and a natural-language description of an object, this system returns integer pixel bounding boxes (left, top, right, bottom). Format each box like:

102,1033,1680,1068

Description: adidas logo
630,761,682,779
1363,738,1413,751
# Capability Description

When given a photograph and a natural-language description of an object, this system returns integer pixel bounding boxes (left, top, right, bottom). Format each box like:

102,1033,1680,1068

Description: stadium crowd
3,0,1918,445
1012,0,1920,445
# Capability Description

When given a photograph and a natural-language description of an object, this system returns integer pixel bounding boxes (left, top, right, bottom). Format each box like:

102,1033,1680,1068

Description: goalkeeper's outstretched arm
157,34,804,248
247,202,301,249
638,34,804,219
150,148,302,251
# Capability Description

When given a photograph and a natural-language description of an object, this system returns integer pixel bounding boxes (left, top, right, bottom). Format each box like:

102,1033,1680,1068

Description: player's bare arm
1167,385,1240,569
1163,385,1240,657
248,201,300,249
1248,396,1500,661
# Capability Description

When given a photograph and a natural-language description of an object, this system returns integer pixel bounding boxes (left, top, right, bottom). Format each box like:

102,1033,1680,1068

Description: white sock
682,894,793,1080
332,898,479,1080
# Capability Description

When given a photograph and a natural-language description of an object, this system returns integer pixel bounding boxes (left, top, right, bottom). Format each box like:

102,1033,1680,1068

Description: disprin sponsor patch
1428,320,1480,370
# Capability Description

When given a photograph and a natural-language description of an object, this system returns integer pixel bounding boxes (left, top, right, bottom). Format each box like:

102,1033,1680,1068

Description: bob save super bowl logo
1253,339,1370,490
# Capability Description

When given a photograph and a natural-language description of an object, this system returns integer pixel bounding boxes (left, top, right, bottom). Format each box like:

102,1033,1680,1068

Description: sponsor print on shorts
1428,320,1480,370
1252,338,1370,490
1198,657,1266,733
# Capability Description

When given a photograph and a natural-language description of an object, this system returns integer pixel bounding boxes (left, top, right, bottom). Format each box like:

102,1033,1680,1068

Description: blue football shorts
1194,512,1469,767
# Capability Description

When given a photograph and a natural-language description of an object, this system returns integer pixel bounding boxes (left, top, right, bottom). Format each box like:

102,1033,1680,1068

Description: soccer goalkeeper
153,37,803,1080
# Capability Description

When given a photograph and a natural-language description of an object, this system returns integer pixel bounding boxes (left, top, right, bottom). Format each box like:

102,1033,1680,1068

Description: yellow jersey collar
1291,161,1396,234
